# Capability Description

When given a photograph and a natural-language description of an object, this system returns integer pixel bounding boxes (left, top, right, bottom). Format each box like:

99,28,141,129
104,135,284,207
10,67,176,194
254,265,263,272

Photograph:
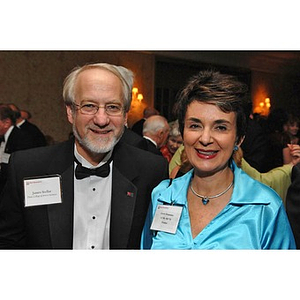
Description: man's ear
66,105,74,124
157,129,164,139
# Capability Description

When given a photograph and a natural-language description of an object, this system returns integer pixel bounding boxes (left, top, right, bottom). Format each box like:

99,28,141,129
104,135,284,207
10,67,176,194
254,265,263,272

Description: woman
286,113,300,145
160,120,183,162
141,70,295,249
263,108,292,171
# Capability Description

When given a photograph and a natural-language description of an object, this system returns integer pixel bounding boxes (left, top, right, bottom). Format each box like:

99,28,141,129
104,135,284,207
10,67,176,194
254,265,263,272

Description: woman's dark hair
175,70,249,144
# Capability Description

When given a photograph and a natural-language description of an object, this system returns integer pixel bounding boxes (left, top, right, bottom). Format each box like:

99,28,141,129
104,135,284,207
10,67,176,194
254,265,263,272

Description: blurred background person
240,102,267,172
0,105,38,193
131,106,159,136
142,115,170,156
160,120,183,162
262,108,292,172
285,113,300,145
8,103,47,148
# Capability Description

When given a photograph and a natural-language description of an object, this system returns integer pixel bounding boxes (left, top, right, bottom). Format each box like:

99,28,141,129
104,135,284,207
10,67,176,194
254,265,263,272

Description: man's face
66,68,127,164
0,118,10,136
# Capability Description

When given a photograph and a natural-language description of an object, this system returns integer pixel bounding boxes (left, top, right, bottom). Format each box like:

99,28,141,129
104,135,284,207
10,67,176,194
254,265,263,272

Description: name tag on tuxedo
24,175,62,207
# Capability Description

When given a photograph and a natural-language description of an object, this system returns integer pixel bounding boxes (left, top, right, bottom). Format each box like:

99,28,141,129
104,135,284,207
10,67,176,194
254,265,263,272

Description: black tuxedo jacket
0,138,168,249
286,163,300,248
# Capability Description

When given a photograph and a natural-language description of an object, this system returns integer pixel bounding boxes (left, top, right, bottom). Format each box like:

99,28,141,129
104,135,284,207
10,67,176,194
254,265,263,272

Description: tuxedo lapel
110,167,137,249
46,139,74,249
110,142,139,249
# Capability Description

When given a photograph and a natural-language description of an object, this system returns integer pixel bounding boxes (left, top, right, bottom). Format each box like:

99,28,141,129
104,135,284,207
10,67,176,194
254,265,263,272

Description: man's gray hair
143,115,169,135
63,62,134,112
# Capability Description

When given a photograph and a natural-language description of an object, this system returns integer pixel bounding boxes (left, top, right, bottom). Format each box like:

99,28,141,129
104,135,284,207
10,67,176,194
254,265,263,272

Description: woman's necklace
190,181,234,205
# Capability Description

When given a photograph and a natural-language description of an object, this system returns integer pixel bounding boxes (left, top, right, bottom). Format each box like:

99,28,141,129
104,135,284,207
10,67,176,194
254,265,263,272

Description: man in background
0,105,37,193
143,115,170,156
131,106,159,136
8,103,46,148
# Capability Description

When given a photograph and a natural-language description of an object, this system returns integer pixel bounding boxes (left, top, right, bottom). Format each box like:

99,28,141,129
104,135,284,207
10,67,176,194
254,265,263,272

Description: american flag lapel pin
126,191,134,197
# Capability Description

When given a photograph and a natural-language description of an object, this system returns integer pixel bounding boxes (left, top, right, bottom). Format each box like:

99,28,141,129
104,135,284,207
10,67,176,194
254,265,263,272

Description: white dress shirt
0,125,14,164
73,145,113,250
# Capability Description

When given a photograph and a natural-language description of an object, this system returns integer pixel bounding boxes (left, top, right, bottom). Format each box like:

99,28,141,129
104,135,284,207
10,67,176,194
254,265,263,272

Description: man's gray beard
73,124,123,155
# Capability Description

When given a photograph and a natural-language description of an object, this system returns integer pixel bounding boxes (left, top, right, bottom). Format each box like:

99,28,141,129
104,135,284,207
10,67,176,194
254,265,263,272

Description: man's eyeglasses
73,103,124,116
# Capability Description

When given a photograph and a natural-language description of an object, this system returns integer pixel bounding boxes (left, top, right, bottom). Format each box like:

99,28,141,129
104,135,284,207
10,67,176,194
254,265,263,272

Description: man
131,106,159,136
142,115,170,156
0,63,168,249
0,105,37,193
20,109,31,120
8,103,47,148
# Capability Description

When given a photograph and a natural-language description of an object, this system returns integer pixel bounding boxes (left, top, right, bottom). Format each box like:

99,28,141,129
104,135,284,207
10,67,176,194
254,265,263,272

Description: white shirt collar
4,125,14,142
16,119,26,128
143,136,157,147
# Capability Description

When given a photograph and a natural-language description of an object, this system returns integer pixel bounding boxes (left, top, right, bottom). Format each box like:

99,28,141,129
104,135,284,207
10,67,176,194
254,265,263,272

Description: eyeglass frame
72,102,125,116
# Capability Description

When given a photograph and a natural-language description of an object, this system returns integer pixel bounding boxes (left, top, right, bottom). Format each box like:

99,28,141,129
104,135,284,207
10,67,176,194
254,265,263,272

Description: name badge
1,153,10,164
23,175,62,207
150,204,183,234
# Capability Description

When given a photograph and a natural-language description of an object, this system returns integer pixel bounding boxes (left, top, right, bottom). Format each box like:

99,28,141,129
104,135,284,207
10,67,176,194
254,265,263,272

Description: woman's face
183,101,238,177
288,122,299,136
167,135,183,154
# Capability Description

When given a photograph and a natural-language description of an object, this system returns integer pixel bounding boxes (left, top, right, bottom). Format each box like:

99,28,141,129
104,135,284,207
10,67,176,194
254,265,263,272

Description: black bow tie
0,136,5,143
74,156,112,180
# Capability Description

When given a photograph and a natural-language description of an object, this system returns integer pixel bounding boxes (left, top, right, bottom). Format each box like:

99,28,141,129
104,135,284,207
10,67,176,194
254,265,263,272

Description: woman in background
160,120,183,162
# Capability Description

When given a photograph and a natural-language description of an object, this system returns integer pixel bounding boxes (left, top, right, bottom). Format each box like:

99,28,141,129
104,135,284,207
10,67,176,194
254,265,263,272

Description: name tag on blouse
23,175,62,207
150,204,183,234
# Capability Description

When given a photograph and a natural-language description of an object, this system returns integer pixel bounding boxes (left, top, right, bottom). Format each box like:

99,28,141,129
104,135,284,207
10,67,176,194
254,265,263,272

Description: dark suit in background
19,120,47,147
241,118,267,172
120,127,147,150
131,118,145,136
143,138,164,156
0,126,38,193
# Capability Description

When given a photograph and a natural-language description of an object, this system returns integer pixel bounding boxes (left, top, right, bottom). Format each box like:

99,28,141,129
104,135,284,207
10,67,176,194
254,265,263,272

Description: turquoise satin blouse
141,162,296,249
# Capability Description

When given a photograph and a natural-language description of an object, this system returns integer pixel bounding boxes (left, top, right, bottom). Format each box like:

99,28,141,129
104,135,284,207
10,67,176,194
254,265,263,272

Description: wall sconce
255,97,271,116
132,87,143,102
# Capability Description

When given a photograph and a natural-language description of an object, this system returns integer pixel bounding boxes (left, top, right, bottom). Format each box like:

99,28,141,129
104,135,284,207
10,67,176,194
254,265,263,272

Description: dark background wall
0,50,299,143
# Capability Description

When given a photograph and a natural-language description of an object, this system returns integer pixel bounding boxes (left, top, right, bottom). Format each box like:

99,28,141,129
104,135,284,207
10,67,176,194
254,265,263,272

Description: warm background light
128,86,146,127
137,94,143,102
132,87,138,95
254,97,271,116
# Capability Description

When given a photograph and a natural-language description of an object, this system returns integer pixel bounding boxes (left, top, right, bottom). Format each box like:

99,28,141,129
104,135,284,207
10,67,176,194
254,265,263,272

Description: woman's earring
234,145,239,152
